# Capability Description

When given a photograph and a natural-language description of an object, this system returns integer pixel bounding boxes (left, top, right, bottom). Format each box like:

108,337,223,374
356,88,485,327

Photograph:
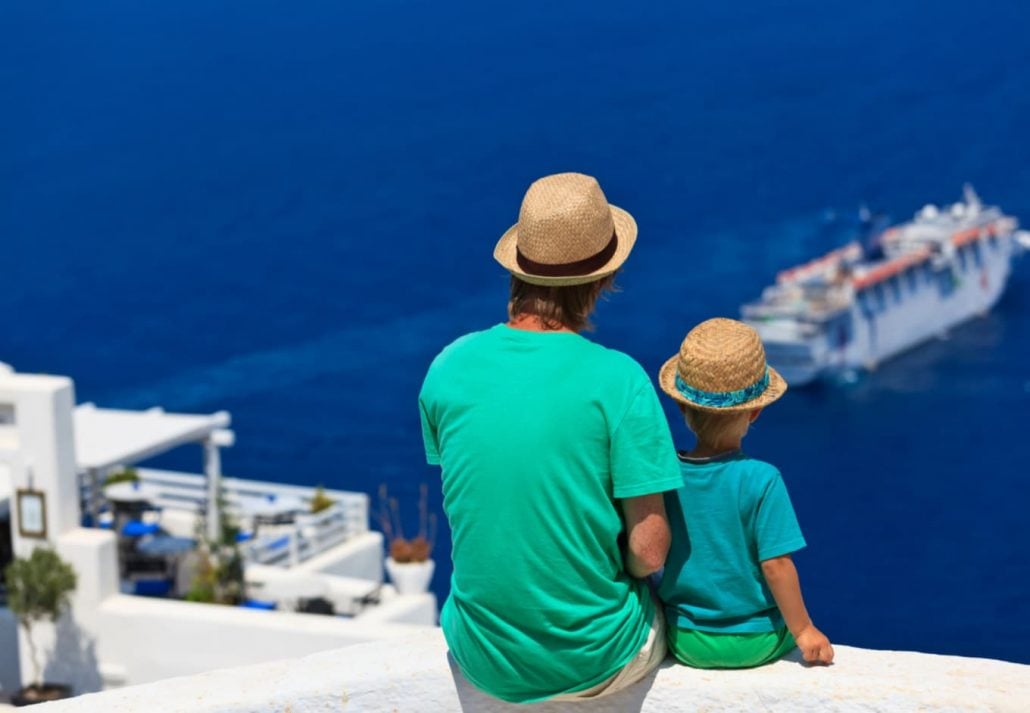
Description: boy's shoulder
733,455,783,486
679,452,782,483
737,454,781,476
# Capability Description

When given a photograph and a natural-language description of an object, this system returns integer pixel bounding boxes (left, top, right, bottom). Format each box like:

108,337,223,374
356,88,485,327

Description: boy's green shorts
667,626,796,669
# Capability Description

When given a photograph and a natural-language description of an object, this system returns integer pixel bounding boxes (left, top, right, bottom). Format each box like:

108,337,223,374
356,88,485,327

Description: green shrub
4,548,77,687
103,467,139,487
310,486,335,514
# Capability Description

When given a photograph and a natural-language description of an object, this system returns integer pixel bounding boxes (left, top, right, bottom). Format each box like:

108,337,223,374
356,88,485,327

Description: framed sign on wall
16,489,47,539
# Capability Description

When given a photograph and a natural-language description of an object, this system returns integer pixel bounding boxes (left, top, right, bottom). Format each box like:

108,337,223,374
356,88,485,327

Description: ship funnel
963,183,981,212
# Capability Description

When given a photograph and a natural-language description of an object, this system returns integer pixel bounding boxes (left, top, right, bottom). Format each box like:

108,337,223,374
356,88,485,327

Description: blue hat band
675,368,770,408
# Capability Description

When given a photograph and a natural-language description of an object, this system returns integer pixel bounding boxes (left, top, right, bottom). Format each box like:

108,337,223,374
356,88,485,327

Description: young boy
656,317,834,668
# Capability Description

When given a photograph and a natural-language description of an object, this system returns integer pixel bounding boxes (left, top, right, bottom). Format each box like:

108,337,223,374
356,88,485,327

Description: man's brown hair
508,274,616,332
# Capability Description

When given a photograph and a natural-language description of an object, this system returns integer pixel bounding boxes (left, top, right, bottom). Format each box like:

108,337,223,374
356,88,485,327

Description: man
419,172,682,702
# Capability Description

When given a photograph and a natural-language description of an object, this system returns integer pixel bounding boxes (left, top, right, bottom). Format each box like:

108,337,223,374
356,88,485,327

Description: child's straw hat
494,173,637,286
659,318,787,412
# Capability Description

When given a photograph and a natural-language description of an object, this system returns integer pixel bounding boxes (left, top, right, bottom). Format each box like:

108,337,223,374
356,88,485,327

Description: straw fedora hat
494,173,637,286
659,318,788,412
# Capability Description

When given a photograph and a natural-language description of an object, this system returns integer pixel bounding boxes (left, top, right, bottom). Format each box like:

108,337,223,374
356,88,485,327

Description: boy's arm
621,494,671,578
761,554,834,664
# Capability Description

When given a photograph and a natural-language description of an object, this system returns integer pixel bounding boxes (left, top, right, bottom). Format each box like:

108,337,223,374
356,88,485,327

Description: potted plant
185,493,245,606
296,485,336,532
3,547,78,705
309,485,335,514
102,467,139,487
379,484,436,595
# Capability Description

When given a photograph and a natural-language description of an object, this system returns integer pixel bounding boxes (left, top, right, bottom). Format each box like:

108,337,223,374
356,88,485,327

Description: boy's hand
760,555,833,665
794,624,834,665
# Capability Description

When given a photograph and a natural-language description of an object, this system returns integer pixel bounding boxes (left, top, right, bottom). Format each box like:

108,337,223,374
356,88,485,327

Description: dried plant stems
378,483,437,563
419,483,429,540
377,484,394,542
389,497,404,541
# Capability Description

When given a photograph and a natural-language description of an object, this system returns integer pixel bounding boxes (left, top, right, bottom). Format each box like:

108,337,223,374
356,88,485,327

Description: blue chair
82,510,115,529
267,535,291,550
121,520,160,538
133,578,174,597
241,599,277,610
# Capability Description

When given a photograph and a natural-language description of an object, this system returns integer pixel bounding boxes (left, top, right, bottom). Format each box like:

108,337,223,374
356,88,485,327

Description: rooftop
35,628,1030,712
73,404,230,472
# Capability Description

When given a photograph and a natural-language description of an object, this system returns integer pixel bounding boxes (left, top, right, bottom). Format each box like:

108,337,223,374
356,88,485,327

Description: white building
0,362,435,700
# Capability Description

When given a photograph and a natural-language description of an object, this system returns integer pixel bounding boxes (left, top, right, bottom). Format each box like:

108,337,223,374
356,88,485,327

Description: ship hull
751,232,1015,386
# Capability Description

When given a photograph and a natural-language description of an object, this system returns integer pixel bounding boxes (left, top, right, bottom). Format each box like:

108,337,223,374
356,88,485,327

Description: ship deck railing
741,301,849,324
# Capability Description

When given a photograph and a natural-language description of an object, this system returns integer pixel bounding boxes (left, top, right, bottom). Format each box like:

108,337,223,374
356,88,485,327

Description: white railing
78,468,369,566
244,503,361,567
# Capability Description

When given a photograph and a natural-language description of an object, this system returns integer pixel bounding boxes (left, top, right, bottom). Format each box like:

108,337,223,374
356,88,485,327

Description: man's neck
507,314,575,333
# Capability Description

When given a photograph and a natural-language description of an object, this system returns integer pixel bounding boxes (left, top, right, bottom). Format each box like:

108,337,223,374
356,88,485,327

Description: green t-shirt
419,324,682,703
658,450,807,634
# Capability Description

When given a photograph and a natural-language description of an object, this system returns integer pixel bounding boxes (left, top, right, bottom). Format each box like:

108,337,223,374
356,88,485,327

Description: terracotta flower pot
385,557,434,595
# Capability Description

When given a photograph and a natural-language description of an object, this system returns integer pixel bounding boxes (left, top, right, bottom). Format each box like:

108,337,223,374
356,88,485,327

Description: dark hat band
516,231,618,278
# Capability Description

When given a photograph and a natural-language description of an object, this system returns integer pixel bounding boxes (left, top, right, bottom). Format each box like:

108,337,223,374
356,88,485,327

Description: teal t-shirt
419,324,682,703
658,450,806,634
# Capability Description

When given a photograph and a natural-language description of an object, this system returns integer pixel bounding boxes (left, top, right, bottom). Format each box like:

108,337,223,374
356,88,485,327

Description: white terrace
0,367,436,699
74,403,369,571
34,628,1030,713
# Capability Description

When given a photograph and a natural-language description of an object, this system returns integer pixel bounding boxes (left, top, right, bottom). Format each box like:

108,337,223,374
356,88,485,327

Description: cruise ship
742,186,1030,385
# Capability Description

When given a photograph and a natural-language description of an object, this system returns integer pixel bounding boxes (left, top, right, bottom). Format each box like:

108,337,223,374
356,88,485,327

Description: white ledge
37,628,1030,712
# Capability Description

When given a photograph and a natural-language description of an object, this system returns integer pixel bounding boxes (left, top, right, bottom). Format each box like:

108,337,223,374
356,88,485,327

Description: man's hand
794,623,834,665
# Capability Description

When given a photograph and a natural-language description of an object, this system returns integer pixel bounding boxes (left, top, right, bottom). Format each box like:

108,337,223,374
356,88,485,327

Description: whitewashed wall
87,593,432,686
12,528,434,693
36,628,1030,712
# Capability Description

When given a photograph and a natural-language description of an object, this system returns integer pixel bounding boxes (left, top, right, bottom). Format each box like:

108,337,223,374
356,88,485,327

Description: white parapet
35,628,1030,712
87,593,428,686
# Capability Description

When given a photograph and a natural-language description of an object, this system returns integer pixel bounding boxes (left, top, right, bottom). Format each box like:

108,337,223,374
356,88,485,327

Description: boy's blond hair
681,404,749,446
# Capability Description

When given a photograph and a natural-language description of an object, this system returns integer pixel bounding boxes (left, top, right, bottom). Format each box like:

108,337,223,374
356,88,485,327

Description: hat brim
658,355,788,413
493,205,638,286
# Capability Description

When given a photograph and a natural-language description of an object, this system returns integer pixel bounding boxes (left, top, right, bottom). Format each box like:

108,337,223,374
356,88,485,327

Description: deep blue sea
3,1,1029,663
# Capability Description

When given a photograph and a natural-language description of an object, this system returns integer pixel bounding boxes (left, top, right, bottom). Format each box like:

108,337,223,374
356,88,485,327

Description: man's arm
761,554,834,664
620,494,671,578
